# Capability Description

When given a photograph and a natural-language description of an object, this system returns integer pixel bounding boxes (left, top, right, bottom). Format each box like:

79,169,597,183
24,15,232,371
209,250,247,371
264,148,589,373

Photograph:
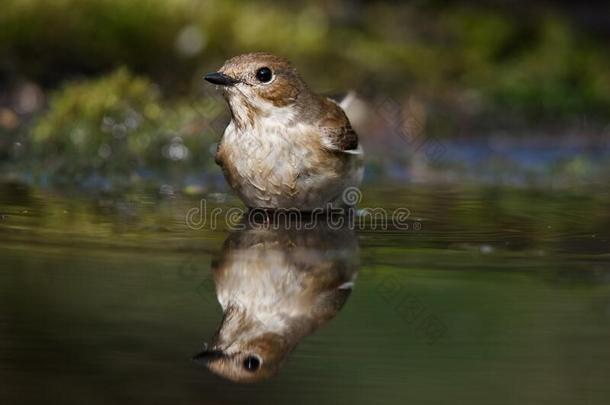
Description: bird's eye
243,356,261,372
255,67,272,83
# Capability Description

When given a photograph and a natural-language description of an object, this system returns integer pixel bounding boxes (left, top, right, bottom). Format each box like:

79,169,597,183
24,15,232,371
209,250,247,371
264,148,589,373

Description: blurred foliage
1,0,610,122
29,68,221,186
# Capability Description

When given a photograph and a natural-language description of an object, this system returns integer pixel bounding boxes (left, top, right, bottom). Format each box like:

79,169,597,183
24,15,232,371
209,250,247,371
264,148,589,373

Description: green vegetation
2,0,608,116
28,68,221,184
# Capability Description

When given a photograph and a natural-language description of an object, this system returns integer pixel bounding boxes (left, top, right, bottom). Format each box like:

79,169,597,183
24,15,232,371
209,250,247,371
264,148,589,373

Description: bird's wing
319,97,361,154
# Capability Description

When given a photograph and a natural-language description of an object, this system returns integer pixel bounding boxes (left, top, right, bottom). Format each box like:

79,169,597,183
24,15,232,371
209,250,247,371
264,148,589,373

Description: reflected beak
204,72,237,86
192,348,225,364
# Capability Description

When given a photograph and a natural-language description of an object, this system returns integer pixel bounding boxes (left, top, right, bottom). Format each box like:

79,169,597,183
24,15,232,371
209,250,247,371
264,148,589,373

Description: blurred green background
1,0,609,189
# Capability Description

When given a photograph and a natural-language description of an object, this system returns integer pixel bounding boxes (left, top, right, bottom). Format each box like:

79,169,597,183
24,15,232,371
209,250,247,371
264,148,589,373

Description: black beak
192,348,225,365
204,72,237,86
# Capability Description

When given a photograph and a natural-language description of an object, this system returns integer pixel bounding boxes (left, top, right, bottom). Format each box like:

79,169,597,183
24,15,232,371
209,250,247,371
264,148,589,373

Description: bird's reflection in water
193,218,359,383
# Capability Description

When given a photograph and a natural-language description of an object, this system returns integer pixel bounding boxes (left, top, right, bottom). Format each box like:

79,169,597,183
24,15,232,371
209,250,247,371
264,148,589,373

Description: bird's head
205,52,312,127
192,330,292,383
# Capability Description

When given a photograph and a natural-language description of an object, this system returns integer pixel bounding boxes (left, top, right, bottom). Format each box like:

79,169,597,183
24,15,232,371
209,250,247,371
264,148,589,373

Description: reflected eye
255,67,272,83
243,356,261,372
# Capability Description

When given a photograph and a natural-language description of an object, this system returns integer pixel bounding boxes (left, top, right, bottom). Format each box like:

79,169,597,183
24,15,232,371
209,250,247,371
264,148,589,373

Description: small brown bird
193,221,359,382
205,52,363,210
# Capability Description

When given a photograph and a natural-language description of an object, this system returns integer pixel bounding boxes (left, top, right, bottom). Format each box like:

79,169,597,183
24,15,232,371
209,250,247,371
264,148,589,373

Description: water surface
1,182,609,404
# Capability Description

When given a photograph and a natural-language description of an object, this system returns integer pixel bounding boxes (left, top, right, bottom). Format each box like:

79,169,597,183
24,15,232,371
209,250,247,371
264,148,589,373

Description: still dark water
1,182,609,404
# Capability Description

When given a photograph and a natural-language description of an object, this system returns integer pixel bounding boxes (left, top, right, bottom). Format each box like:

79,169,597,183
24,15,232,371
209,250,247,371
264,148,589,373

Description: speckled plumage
208,52,363,210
